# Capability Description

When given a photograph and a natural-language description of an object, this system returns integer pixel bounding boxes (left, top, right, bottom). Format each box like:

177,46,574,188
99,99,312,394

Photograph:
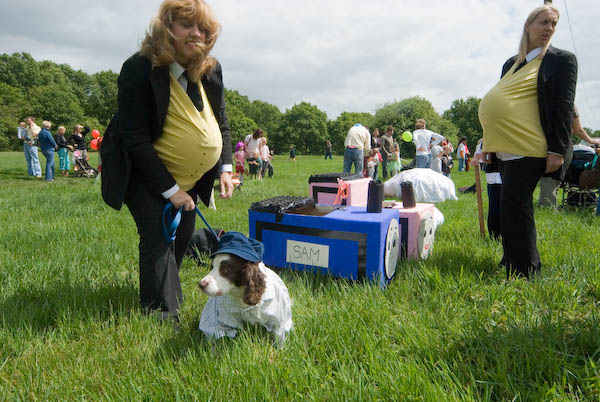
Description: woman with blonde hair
479,4,577,279
101,0,233,321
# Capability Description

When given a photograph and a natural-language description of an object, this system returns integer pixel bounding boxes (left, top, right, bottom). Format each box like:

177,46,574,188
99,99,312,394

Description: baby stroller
561,144,599,208
73,150,98,178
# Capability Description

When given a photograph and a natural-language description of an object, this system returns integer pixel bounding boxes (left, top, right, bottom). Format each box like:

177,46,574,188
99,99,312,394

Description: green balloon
401,131,412,142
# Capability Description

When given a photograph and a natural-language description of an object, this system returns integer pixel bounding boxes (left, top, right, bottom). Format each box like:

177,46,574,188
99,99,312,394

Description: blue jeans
415,154,430,168
42,149,55,181
24,143,42,176
343,148,363,174
596,195,600,216
458,158,465,171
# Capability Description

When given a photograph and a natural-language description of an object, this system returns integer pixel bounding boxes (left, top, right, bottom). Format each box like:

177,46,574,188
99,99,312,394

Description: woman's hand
169,189,195,211
545,153,564,174
219,172,234,199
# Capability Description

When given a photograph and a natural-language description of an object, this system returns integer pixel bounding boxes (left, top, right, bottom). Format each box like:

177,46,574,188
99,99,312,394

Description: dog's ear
242,262,266,305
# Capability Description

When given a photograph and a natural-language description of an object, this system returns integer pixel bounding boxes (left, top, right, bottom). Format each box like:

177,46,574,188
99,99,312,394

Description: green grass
1,151,599,401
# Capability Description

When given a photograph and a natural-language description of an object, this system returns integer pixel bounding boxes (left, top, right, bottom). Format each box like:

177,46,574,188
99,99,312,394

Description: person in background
234,141,246,186
387,142,401,177
380,126,394,179
324,139,333,160
472,139,502,240
55,125,70,177
289,144,296,161
441,143,454,177
370,128,382,179
430,142,443,173
102,0,233,322
260,136,273,178
68,124,90,165
343,123,370,174
479,4,577,279
22,117,42,178
412,119,444,168
538,105,600,207
38,120,58,182
244,128,263,172
457,137,469,171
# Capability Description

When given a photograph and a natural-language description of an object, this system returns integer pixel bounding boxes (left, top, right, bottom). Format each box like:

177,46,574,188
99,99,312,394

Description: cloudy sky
1,0,598,129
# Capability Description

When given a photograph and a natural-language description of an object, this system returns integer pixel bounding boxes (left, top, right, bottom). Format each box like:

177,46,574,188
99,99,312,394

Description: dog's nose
199,279,208,289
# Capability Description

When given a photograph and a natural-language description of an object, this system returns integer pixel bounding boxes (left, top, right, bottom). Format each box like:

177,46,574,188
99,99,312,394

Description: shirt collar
169,62,186,80
526,47,542,63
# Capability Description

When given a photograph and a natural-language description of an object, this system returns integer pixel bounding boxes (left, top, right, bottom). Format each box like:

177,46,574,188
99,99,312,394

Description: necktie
183,70,203,112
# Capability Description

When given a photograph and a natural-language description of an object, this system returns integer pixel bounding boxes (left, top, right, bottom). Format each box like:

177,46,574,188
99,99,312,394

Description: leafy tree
0,52,42,89
86,71,118,126
0,82,30,150
248,100,282,138
226,104,257,146
276,102,328,155
29,83,84,127
442,97,482,151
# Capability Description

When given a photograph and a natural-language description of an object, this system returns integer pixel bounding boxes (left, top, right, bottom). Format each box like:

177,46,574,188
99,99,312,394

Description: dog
198,232,293,346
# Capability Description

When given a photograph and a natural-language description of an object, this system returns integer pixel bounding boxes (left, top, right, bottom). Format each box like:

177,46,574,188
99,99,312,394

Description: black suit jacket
101,53,232,210
500,46,577,157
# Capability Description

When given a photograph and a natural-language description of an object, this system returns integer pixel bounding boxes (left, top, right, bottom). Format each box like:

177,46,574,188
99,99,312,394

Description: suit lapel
150,66,170,136
539,46,558,84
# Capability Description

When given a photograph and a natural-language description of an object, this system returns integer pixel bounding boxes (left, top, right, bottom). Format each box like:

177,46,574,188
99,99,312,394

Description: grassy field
1,151,599,401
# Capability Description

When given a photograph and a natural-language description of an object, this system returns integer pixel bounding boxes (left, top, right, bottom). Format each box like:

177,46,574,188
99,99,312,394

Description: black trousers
487,183,502,240
125,173,197,317
499,157,546,278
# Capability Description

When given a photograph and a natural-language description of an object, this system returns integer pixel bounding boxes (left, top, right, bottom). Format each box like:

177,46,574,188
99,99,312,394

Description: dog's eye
220,266,229,274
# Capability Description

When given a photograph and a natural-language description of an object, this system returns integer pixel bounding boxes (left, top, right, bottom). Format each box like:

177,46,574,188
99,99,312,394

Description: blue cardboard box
249,204,399,287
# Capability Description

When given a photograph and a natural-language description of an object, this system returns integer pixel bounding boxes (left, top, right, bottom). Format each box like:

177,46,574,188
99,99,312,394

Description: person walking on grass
343,123,370,174
101,0,234,323
325,139,332,159
55,126,70,177
38,121,58,182
412,119,444,169
380,126,394,179
21,117,42,178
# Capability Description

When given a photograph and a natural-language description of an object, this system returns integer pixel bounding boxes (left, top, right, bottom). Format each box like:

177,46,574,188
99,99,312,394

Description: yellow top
479,58,547,157
153,74,222,191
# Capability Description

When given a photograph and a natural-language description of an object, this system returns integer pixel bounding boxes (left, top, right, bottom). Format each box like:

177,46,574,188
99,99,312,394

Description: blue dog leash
162,201,218,243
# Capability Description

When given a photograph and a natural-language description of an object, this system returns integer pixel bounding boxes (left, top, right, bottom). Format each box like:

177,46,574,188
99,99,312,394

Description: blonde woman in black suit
479,4,577,279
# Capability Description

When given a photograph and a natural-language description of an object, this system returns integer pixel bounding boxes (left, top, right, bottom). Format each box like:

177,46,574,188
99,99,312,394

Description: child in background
387,142,401,177
260,137,273,178
430,143,443,173
441,143,454,177
234,141,246,186
366,149,378,178
289,145,296,161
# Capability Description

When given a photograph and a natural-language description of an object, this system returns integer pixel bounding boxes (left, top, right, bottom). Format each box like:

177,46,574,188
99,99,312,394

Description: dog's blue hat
212,231,264,262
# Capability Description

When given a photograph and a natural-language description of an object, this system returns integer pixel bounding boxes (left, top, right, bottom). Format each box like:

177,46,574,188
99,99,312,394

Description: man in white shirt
343,124,371,174
412,119,444,169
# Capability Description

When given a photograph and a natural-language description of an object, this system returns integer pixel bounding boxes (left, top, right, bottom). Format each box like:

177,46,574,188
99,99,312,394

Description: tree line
2,52,597,155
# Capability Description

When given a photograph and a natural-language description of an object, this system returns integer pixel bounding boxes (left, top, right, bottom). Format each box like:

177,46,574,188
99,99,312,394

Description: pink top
234,150,246,167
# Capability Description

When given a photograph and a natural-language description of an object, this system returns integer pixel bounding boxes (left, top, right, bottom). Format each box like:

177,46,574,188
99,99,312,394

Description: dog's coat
199,261,293,344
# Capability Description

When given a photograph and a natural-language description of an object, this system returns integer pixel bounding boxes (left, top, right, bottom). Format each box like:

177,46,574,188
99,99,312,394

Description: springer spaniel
198,252,293,346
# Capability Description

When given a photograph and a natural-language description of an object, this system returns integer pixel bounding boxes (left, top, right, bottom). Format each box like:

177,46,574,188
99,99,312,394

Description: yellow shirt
479,58,547,157
153,74,222,191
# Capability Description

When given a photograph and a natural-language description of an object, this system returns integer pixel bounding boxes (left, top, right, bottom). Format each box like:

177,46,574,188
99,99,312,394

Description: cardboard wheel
384,219,400,279
417,211,435,260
